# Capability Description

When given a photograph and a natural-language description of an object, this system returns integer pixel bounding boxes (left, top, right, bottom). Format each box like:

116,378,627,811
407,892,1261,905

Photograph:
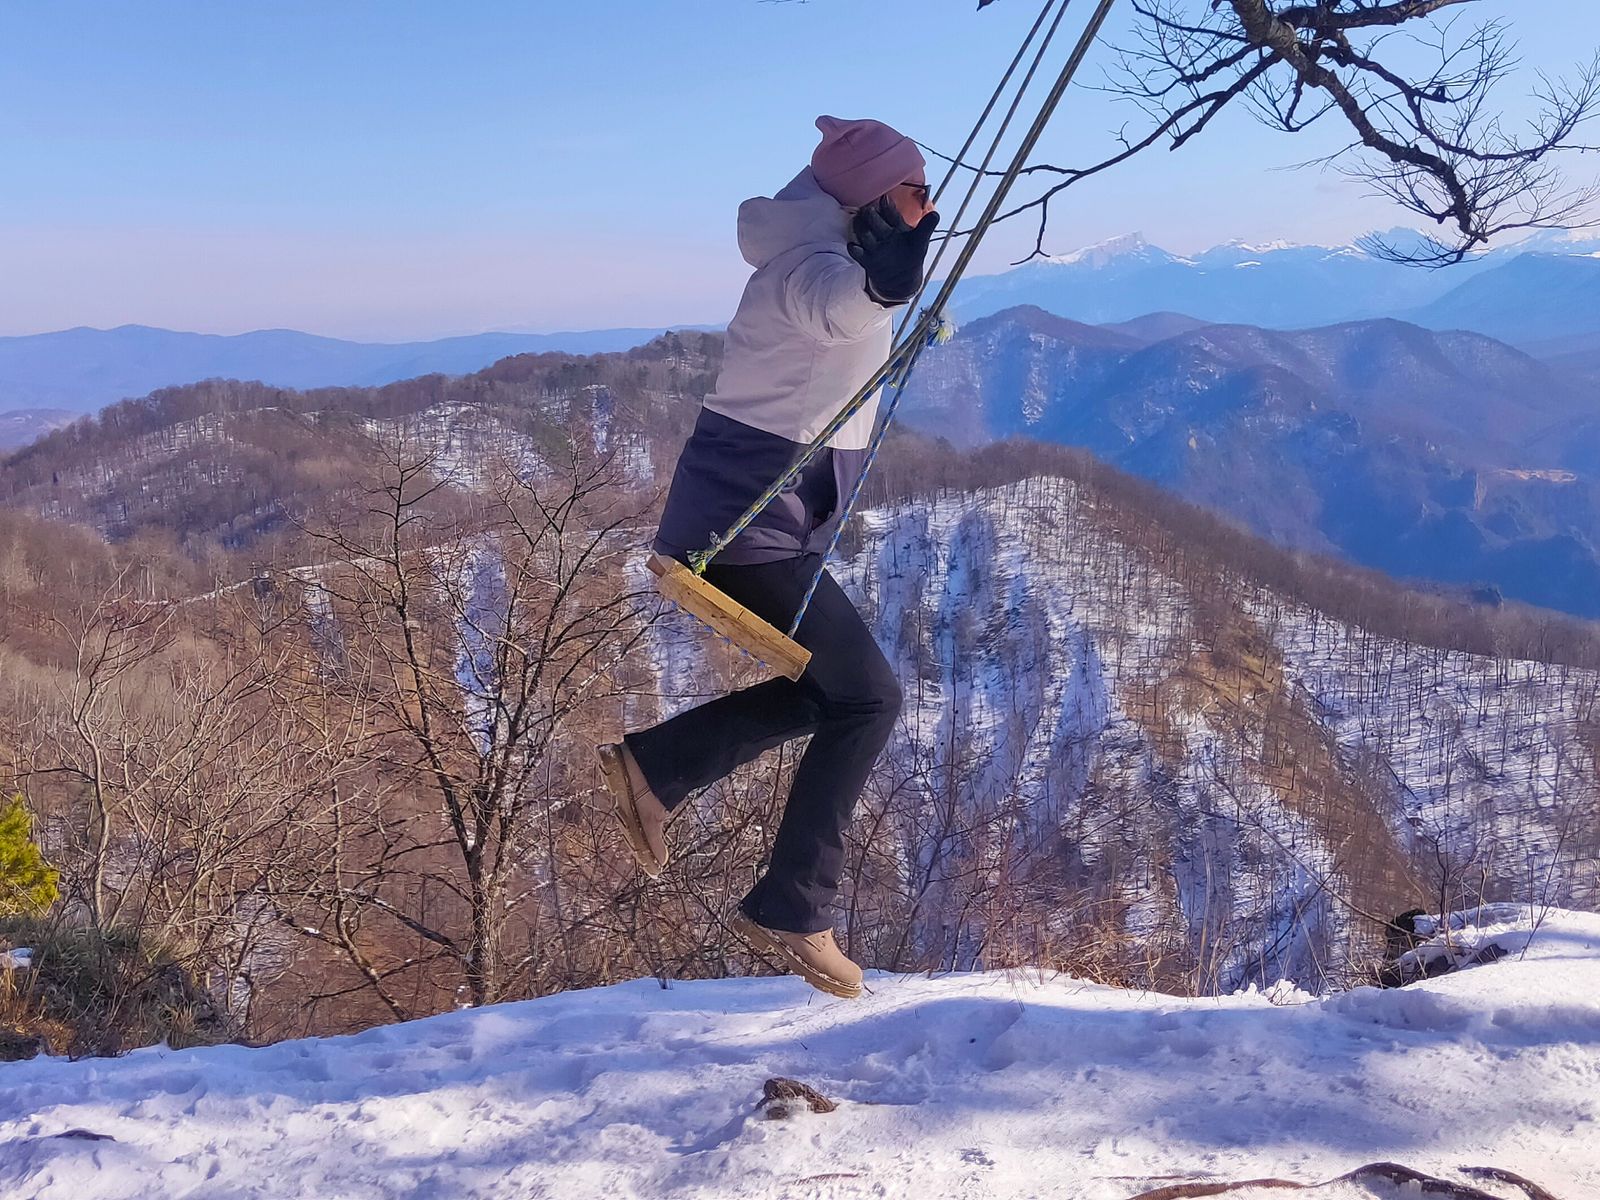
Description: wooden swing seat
647,553,812,682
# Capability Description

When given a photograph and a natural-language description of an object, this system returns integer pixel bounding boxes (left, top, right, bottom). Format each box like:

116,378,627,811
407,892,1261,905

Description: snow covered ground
3,907,1597,1200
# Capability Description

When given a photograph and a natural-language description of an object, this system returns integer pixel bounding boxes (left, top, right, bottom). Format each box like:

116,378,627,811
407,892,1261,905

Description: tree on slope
0,796,58,917
272,436,655,1013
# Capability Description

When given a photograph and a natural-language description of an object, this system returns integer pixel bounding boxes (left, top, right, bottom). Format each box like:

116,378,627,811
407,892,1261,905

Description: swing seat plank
648,553,812,682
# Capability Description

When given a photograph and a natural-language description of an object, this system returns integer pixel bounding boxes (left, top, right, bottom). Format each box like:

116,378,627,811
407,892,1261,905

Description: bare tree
953,1,1600,263
271,436,656,1010
0,568,334,1039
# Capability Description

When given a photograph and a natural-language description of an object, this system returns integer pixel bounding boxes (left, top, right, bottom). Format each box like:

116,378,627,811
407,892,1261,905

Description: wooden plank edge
647,554,812,681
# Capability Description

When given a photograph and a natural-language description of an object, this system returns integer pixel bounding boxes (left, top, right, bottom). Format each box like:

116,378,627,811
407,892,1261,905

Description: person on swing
599,116,939,999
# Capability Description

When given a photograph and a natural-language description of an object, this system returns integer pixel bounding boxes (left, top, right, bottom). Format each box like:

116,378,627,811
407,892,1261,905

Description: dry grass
0,917,237,1058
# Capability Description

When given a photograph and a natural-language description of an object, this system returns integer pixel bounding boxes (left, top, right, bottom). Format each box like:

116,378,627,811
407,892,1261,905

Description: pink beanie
810,115,926,209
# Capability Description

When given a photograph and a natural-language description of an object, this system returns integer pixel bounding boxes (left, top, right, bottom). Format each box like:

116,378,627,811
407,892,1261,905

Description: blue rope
692,0,1119,647
786,316,952,637
780,0,1120,641
684,323,924,577
689,0,1078,588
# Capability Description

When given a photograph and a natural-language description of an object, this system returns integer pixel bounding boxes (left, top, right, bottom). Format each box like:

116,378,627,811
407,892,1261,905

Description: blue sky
2,0,1596,340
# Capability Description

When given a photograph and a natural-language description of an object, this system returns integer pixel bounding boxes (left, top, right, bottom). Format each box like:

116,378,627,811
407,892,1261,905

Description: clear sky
2,0,1596,341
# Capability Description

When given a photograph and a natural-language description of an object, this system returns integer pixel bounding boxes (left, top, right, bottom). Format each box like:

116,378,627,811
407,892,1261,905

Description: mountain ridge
10,227,1598,419
900,307,1600,616
0,323,714,414
946,228,1600,345
3,331,1597,1062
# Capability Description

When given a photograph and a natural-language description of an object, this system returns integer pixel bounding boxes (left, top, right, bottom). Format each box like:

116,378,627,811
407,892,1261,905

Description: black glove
848,196,939,306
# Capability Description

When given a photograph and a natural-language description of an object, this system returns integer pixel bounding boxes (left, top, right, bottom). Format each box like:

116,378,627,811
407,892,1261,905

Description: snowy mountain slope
623,477,1599,997
361,402,554,491
3,906,1596,1200
814,481,1598,988
897,309,1600,618
14,389,657,542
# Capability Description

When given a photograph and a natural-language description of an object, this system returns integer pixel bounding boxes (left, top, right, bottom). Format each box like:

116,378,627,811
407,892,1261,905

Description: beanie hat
810,115,926,210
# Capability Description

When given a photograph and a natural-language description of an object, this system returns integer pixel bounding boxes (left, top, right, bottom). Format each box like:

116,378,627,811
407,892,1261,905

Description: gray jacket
655,168,894,565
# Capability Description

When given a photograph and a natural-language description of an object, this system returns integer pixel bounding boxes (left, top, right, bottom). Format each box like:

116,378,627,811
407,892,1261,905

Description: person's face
887,179,934,225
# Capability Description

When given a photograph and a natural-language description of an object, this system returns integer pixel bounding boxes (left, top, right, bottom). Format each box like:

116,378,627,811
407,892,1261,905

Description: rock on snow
2,907,1597,1199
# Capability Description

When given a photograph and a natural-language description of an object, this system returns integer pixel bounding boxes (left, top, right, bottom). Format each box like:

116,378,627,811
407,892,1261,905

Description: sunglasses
898,182,932,205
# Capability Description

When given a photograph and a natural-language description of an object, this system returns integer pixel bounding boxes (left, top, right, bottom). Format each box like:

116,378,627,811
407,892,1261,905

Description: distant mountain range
0,324,707,415
1519,329,1600,370
1409,251,1600,343
900,306,1600,616
947,229,1600,348
5,226,1597,439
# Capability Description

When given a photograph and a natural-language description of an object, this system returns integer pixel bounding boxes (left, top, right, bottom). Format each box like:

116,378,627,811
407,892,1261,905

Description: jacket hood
736,168,852,269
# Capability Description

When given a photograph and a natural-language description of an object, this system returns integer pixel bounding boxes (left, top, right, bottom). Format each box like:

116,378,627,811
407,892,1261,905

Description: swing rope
787,0,1089,634
688,0,1121,639
893,0,1063,337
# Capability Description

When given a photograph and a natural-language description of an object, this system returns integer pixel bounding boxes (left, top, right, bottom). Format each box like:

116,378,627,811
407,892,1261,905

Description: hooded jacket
653,168,894,566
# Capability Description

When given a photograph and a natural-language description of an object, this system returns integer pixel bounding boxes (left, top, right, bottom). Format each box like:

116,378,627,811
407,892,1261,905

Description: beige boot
731,912,864,999
597,742,671,877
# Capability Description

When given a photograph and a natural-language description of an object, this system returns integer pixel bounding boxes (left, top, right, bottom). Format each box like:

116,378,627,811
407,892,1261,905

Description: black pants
625,554,902,933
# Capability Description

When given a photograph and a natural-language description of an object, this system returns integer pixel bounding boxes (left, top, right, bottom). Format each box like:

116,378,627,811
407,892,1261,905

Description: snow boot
597,742,670,878
730,911,864,999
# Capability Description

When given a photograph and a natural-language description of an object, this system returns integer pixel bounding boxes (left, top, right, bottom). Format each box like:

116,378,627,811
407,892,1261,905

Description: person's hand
848,196,939,306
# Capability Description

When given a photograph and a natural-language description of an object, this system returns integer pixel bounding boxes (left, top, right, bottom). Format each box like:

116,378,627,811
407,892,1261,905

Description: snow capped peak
1045,232,1156,267
982,225,1593,284
1500,227,1600,256
1196,236,1356,265
1219,237,1299,254
1040,233,1374,273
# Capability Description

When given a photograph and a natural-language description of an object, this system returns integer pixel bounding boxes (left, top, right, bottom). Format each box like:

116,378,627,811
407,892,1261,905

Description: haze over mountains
900,306,1600,617
1410,251,1600,343
947,228,1600,346
5,227,1598,442
6,227,1600,621
0,408,76,452
0,324,707,416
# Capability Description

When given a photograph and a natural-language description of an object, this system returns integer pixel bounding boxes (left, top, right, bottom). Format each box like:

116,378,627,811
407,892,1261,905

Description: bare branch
943,0,1600,263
